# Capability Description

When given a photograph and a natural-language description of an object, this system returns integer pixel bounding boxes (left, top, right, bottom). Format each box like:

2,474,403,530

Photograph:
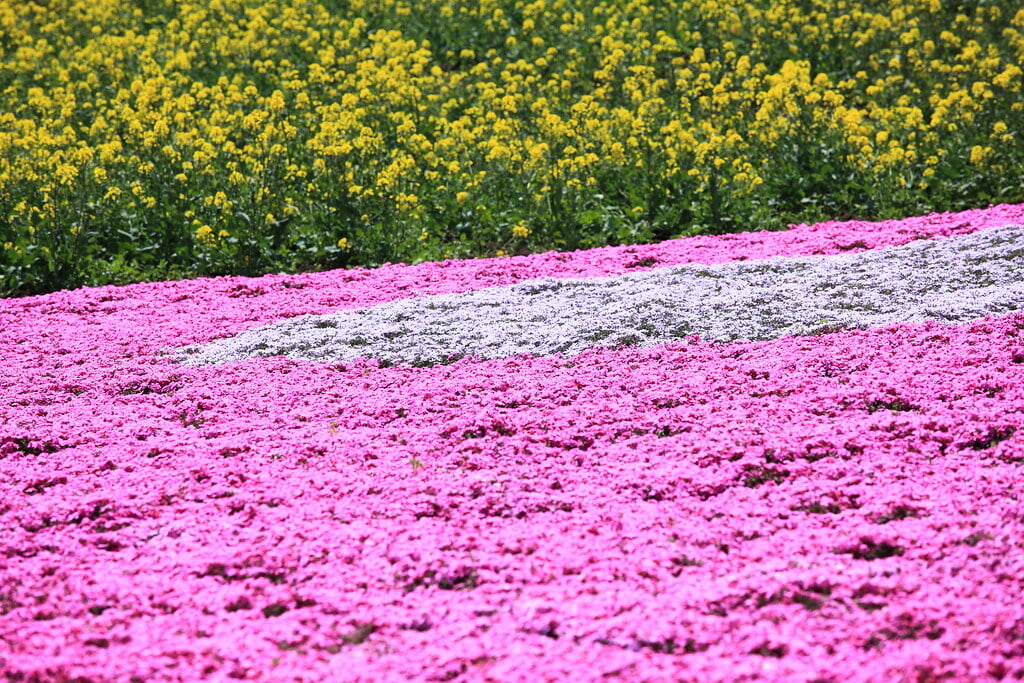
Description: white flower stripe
177,224,1024,366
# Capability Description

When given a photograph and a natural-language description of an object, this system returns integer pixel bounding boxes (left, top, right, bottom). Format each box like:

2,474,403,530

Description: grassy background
1,0,1022,296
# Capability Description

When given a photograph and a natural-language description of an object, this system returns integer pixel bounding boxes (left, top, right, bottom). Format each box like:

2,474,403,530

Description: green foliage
1,0,1023,295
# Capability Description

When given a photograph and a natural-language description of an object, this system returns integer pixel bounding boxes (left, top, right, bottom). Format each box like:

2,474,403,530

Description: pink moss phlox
1,204,1023,680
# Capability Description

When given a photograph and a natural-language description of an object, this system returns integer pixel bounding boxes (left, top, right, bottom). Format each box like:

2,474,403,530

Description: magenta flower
1,203,1023,681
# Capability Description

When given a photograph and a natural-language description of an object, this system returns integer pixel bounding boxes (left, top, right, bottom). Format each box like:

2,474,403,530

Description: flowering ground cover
179,224,1024,366
2,203,1024,681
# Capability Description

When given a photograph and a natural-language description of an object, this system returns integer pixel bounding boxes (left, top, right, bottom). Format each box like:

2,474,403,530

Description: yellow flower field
1,0,1022,294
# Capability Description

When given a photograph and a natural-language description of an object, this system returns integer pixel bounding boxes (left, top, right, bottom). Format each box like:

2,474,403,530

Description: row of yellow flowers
1,0,1022,294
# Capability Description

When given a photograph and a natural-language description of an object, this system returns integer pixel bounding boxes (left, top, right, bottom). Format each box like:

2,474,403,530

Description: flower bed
5,0,1024,296
2,204,1024,681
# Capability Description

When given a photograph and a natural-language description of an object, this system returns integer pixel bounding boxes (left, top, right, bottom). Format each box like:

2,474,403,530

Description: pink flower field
3,204,1024,682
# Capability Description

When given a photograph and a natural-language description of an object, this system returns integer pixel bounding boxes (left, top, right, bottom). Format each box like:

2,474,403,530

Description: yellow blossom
195,224,214,242
56,164,78,185
969,145,991,166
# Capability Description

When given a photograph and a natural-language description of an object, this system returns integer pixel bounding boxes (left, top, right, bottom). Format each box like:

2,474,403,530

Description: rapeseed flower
2,0,1022,296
